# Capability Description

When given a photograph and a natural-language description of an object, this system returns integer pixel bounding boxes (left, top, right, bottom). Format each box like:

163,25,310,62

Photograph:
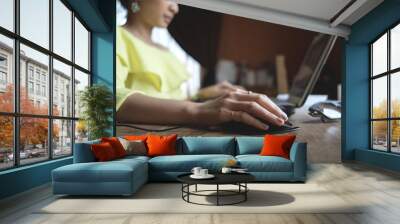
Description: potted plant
79,84,113,140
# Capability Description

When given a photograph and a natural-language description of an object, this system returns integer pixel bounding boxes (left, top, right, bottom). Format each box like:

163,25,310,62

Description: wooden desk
117,102,341,163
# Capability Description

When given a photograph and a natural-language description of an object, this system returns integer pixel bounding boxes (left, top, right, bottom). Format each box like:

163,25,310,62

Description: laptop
219,34,337,134
275,34,338,116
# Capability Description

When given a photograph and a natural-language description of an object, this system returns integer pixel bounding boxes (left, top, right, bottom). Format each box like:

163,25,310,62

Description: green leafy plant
79,84,113,140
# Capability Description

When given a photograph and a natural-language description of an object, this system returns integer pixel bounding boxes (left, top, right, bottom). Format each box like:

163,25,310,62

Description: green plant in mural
79,84,113,140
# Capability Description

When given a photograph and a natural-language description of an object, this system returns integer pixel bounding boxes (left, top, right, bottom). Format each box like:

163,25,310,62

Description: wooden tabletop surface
116,100,341,163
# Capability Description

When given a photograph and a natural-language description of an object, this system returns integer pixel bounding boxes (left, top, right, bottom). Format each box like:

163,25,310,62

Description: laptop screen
288,34,337,107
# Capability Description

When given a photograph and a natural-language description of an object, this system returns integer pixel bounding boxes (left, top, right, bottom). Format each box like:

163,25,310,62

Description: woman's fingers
230,90,288,121
221,108,268,130
221,81,245,92
196,88,288,129
223,99,284,126
222,83,240,92
233,84,245,91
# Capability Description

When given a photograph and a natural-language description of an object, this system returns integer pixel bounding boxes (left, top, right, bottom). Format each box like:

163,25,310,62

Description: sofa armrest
73,140,100,163
289,142,307,181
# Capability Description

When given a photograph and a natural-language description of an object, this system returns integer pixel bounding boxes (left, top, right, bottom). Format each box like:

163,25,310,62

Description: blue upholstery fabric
116,155,150,163
236,136,263,155
236,155,293,172
52,158,148,195
290,142,307,181
73,140,100,163
52,182,134,196
179,137,235,155
53,162,137,182
149,154,235,172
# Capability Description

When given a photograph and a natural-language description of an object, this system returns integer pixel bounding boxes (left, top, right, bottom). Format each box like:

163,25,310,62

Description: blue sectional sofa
52,136,307,196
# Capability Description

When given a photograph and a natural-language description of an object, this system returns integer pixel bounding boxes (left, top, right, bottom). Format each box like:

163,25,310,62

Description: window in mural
370,23,400,153
0,0,91,170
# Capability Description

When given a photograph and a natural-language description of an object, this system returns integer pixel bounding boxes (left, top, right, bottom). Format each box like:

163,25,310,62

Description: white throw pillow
118,137,147,156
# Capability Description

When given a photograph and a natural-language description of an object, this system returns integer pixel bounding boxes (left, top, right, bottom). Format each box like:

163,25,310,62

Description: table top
116,96,341,163
177,172,255,185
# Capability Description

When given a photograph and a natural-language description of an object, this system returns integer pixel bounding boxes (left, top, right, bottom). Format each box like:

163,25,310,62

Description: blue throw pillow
73,139,100,163
236,137,264,155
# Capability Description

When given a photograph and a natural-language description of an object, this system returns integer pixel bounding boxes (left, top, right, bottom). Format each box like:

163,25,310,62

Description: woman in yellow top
117,0,288,130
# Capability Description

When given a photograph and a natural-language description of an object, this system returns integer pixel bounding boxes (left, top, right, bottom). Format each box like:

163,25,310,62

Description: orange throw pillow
124,135,148,141
146,134,177,157
101,137,127,158
91,142,117,162
260,134,296,159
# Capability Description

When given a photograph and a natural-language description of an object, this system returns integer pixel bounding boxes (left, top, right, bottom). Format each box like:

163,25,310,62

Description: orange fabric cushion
91,142,118,162
260,134,296,159
146,134,177,157
124,135,148,141
101,137,127,158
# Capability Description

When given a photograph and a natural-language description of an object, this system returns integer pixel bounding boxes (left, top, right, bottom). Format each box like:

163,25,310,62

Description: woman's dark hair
119,0,130,10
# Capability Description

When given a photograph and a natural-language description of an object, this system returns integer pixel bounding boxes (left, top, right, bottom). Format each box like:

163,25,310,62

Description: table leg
187,184,190,202
217,184,219,206
245,183,247,201
195,184,197,192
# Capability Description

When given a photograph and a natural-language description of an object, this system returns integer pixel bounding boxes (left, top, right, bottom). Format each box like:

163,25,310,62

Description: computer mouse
214,121,299,135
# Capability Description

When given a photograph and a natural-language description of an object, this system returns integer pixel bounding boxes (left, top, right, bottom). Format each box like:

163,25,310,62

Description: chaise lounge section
52,140,149,196
52,136,307,196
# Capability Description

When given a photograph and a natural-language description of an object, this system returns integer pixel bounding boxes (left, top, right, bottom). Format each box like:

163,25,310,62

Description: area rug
37,183,362,214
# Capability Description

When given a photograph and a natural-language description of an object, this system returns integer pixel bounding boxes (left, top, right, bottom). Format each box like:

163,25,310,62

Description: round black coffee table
177,173,255,206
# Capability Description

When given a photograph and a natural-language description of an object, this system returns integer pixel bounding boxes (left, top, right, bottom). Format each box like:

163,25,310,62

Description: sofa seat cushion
116,155,150,163
236,155,293,172
53,159,147,183
149,154,235,172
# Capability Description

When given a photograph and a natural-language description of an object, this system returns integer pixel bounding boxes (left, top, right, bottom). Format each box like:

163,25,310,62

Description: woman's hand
196,81,245,100
117,90,287,131
189,90,288,130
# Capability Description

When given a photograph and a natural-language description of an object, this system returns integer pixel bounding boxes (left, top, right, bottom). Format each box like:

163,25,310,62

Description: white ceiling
179,0,384,38
225,0,352,21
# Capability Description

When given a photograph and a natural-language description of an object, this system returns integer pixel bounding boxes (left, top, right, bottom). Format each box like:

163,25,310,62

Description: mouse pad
209,122,300,135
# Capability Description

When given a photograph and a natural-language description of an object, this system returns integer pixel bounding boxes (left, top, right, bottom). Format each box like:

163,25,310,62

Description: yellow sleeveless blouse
116,27,189,110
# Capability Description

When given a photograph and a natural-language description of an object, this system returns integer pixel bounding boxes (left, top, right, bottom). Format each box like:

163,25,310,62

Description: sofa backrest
235,136,263,155
74,136,268,162
73,139,100,163
177,137,236,155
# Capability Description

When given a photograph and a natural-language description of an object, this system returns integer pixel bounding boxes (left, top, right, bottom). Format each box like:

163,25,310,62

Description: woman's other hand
196,81,245,100
188,90,288,130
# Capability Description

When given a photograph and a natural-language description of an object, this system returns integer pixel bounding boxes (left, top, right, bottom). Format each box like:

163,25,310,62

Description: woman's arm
117,93,197,125
117,91,288,130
